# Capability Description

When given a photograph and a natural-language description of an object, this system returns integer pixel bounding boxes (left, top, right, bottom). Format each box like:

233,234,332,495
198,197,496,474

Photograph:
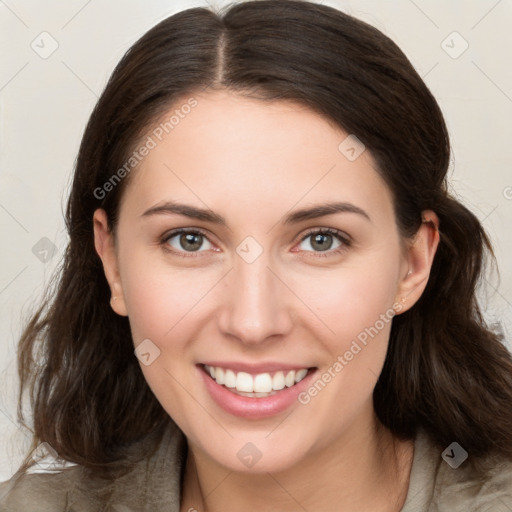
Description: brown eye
165,230,213,252
298,229,345,253
310,233,334,251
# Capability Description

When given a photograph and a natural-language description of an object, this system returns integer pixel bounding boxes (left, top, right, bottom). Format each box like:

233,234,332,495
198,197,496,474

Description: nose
217,253,294,346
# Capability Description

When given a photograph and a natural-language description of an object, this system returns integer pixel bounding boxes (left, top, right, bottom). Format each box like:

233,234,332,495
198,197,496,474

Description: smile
198,361,318,418
203,364,310,397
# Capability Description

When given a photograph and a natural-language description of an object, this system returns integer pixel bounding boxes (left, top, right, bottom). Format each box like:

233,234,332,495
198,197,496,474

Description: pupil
181,233,202,251
312,233,332,251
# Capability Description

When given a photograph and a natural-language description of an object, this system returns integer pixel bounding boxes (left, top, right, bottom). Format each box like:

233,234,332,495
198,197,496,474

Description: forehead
121,90,394,224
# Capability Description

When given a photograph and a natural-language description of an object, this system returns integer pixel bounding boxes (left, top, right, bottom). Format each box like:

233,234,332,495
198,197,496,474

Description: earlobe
93,209,128,317
394,210,440,314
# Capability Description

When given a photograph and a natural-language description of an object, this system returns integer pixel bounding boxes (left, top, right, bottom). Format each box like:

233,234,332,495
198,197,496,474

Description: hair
14,0,512,479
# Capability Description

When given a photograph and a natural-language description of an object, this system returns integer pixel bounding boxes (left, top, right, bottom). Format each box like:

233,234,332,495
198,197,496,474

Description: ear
394,210,440,314
93,209,128,316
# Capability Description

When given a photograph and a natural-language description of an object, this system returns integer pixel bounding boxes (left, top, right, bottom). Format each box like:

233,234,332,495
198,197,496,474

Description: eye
162,229,213,254
296,228,350,254
160,227,350,258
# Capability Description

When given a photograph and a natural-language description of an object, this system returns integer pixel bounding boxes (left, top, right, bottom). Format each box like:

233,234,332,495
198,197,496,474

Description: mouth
202,364,313,398
197,362,318,419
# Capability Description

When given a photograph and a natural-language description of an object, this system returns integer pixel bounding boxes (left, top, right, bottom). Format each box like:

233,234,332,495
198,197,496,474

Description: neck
180,412,414,512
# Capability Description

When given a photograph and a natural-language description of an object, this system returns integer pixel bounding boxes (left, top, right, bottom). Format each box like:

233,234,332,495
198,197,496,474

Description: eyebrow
142,202,227,225
141,200,371,225
284,202,371,224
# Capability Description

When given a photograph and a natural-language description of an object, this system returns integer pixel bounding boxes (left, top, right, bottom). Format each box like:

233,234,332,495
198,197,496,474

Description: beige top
1,422,511,511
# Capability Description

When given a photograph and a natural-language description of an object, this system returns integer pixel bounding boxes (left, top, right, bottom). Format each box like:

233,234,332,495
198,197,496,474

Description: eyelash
159,227,352,258
297,227,352,258
160,228,352,258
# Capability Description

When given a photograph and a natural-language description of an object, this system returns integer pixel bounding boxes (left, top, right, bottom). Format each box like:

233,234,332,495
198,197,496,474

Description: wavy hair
14,0,512,478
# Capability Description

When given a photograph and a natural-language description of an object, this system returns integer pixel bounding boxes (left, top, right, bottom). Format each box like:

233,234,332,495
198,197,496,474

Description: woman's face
95,90,435,473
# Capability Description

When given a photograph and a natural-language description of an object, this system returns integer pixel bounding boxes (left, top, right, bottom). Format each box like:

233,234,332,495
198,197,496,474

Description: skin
94,90,439,512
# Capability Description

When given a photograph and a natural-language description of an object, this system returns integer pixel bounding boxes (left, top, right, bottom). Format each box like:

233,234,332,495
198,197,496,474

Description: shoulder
402,429,512,511
0,466,100,512
0,422,187,512
433,452,512,511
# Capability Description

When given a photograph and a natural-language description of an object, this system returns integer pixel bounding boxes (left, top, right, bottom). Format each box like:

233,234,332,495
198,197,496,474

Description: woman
1,1,512,510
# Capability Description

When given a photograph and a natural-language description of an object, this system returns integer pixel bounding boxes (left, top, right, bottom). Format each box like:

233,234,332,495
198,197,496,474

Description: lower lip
197,365,317,419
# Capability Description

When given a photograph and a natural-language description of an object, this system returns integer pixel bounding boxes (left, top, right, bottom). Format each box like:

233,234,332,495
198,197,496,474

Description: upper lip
200,361,315,374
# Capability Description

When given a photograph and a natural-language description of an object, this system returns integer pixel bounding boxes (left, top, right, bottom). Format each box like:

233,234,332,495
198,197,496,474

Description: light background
0,0,511,482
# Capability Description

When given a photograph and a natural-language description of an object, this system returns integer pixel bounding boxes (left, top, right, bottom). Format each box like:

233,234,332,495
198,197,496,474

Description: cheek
288,254,401,351
117,250,219,424
288,261,400,430
121,261,219,344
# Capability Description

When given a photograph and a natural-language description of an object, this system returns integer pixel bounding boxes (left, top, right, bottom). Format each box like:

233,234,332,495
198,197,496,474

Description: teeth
215,367,225,385
236,372,254,392
272,371,285,390
294,368,308,383
204,365,310,395
233,389,277,398
284,370,295,387
254,373,273,393
224,369,236,388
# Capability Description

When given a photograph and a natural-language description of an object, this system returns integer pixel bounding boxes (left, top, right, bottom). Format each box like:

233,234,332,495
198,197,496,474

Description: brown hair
15,0,512,478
